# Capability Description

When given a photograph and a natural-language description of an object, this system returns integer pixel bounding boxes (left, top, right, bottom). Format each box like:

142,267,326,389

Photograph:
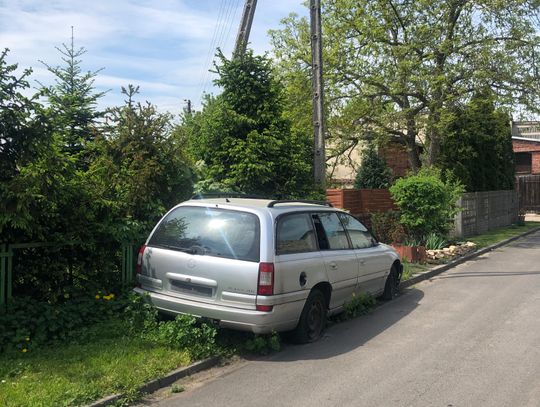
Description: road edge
87,356,221,407
401,226,540,289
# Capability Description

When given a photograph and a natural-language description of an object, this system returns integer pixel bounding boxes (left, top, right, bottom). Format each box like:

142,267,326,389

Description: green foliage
370,211,406,244
171,385,185,394
341,293,376,320
124,293,217,360
39,34,106,167
151,315,217,360
244,332,281,355
91,85,193,236
439,89,515,192
0,49,51,240
390,169,464,240
354,145,392,189
185,50,314,197
270,0,540,169
424,233,447,250
0,291,124,353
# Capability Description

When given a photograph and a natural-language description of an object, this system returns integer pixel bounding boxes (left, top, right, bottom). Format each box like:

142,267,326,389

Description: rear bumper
133,288,304,334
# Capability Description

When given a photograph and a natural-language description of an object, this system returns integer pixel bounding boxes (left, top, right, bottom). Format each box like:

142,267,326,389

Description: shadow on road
437,270,540,279
260,288,424,363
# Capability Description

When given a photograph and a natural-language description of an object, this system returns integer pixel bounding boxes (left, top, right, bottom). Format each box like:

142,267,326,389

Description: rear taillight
257,262,274,295
136,245,146,275
256,262,274,312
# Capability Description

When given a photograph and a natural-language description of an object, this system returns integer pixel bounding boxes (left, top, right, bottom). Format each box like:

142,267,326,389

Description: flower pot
392,245,426,263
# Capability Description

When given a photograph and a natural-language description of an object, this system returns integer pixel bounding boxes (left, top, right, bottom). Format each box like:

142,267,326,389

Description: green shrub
370,211,406,244
152,315,217,359
0,290,125,353
390,168,463,241
354,145,392,189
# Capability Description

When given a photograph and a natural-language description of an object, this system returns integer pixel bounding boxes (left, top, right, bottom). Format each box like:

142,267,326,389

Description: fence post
454,196,464,238
0,244,6,306
7,246,13,301
121,244,127,285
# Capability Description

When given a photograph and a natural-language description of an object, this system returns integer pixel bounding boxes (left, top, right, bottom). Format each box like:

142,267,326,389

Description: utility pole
310,0,326,188
184,99,192,115
234,0,258,57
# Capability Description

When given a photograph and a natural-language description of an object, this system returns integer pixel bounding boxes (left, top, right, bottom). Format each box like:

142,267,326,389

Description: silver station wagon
134,198,402,342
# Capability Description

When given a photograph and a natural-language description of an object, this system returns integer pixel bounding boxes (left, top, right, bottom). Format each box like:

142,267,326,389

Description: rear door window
338,213,376,249
148,206,260,262
276,213,317,254
316,212,351,250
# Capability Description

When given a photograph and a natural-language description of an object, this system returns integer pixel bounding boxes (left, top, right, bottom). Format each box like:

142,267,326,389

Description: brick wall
379,143,410,178
512,139,540,174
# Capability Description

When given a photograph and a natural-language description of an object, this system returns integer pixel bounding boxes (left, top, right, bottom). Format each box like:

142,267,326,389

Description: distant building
512,121,540,174
328,139,416,188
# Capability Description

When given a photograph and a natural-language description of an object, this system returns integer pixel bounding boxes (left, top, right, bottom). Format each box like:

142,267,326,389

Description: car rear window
276,213,318,254
148,206,260,262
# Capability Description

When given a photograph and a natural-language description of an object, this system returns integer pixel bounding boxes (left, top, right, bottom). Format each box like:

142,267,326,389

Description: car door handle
329,261,338,270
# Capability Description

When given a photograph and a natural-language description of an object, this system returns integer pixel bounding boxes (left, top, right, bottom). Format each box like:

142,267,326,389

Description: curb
87,356,221,407
401,226,540,289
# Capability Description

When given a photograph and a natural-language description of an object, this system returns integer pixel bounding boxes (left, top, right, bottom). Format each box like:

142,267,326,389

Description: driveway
146,230,540,407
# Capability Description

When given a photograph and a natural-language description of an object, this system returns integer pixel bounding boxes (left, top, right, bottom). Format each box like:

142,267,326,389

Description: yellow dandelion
22,348,27,353
109,293,115,299
95,295,100,300
25,337,30,341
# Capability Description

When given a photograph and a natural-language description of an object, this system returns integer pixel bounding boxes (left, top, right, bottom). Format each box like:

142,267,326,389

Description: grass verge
402,261,431,281
0,320,191,407
467,221,540,248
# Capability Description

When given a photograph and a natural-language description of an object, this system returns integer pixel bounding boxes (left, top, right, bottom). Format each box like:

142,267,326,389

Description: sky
0,0,309,113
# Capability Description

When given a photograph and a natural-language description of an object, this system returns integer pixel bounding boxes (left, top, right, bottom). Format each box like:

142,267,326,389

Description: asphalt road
147,231,540,407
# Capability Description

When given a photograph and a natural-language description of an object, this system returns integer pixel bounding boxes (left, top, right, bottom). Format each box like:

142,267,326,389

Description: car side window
338,213,376,249
276,213,318,255
316,212,351,250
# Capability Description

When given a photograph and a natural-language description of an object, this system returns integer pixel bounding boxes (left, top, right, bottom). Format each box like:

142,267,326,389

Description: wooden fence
328,188,519,239
517,175,540,213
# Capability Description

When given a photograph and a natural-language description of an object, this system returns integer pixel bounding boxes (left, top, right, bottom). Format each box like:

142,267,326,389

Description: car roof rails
267,200,334,208
191,192,267,200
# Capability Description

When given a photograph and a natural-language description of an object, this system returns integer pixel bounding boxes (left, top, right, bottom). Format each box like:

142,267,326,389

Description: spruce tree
186,50,313,197
39,29,105,167
354,145,392,189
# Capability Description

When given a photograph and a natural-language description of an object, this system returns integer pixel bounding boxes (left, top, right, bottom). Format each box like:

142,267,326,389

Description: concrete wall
453,190,519,238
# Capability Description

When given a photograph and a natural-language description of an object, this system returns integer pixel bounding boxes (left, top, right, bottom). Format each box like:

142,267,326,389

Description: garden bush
370,211,406,244
389,168,463,241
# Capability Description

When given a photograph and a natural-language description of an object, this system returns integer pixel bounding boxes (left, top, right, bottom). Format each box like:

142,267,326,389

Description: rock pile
426,241,477,262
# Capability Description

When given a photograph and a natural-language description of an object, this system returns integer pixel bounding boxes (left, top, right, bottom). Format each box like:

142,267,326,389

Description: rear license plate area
170,280,213,297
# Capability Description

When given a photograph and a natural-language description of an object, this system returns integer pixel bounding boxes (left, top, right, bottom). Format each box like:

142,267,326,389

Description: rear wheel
382,264,400,300
290,289,327,343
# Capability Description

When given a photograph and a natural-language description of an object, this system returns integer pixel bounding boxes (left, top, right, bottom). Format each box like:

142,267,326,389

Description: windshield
148,206,260,262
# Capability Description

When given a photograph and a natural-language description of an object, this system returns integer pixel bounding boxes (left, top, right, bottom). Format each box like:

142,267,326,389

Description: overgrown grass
402,261,431,281
467,221,540,248
0,320,191,407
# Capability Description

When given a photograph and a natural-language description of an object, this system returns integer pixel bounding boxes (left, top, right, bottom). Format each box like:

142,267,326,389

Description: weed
171,384,185,393
341,293,376,320
244,332,281,355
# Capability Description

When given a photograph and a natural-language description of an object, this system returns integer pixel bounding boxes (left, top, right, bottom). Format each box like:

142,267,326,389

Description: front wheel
381,264,400,300
290,289,327,344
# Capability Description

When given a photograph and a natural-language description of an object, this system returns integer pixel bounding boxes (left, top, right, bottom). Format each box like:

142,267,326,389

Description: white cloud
0,0,308,113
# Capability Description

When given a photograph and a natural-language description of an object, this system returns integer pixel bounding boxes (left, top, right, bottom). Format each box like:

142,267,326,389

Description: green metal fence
0,241,139,306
